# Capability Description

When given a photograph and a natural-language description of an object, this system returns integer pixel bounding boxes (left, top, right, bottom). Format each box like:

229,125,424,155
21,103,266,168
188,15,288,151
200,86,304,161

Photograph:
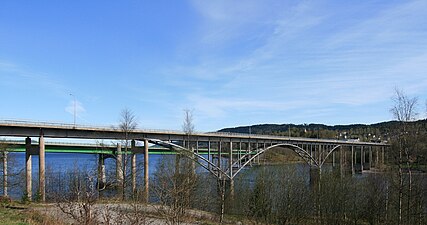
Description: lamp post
70,93,76,127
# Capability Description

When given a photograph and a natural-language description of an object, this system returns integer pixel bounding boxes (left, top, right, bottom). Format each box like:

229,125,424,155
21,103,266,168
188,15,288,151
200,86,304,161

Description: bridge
0,120,388,201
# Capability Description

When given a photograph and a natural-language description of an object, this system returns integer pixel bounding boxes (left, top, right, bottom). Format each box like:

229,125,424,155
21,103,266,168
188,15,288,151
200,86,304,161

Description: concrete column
382,146,385,165
98,154,106,189
218,141,222,171
25,137,32,200
332,151,336,167
344,146,347,165
310,144,313,166
229,141,233,178
375,147,379,168
196,141,199,154
256,140,259,164
116,143,124,199
360,146,364,172
369,146,373,170
247,141,251,167
351,146,355,175
309,167,321,191
339,146,343,177
39,135,45,202
207,141,211,169
238,142,242,167
3,151,7,197
131,140,137,196
144,139,149,202
229,179,235,200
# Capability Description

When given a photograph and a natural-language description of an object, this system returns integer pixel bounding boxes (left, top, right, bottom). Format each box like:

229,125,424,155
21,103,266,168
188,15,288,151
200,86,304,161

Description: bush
0,195,12,207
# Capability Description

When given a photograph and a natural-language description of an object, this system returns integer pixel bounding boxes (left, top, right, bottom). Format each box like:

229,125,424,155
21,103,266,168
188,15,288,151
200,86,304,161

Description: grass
0,205,28,225
0,202,61,225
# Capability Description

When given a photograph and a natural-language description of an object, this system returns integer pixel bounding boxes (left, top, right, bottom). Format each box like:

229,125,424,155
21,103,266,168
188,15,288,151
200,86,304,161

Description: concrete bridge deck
0,120,387,146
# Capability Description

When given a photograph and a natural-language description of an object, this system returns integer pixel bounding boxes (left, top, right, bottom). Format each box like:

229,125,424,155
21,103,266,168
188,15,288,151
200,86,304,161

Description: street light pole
70,93,76,127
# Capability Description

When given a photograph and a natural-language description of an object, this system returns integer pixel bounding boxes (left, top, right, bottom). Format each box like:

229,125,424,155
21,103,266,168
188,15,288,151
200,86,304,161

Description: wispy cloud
65,100,86,119
187,95,304,119
0,60,68,96
167,0,427,125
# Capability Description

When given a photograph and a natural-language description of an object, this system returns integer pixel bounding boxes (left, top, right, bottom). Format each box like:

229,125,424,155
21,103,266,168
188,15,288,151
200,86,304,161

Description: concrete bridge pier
310,144,314,166
339,146,344,177
229,141,233,178
238,142,242,167
116,143,124,199
369,146,373,170
25,137,32,200
98,154,106,189
2,150,7,197
39,135,45,202
332,151,336,167
351,146,355,175
360,146,365,173
131,140,137,196
207,141,211,170
218,141,222,171
24,136,46,201
309,167,321,191
228,178,235,201
144,139,149,202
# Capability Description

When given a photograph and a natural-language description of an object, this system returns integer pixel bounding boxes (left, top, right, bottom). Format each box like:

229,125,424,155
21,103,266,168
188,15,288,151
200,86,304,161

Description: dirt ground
31,203,236,225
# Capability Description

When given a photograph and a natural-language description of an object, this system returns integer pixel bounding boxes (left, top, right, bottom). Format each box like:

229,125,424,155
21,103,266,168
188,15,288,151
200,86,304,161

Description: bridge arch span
144,139,231,179
230,143,317,179
142,139,342,180
230,143,341,179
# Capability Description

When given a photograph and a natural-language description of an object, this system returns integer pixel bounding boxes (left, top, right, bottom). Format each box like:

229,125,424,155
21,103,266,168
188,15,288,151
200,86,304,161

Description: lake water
0,152,356,200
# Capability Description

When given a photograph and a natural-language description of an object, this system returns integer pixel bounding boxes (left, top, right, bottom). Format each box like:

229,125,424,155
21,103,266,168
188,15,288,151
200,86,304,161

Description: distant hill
218,119,427,142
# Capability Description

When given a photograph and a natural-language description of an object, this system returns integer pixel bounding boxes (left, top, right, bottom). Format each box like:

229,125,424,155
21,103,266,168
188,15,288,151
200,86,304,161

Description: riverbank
0,200,251,225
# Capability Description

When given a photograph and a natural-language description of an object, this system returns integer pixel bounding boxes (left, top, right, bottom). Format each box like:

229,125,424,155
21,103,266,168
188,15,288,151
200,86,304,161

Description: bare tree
0,141,23,199
0,142,9,198
391,88,418,122
181,109,196,190
390,88,419,225
118,108,138,199
56,168,100,225
152,156,198,225
182,109,195,149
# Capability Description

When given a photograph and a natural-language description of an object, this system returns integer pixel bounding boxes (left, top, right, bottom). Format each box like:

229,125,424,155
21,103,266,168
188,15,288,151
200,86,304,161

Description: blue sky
1,0,426,131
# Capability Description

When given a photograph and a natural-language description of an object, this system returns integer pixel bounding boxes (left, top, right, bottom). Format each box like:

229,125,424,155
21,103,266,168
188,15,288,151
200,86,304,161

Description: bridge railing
0,119,185,135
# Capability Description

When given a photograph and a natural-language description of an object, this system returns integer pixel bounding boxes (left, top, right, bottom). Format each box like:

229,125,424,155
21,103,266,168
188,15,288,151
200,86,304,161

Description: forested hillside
218,119,427,143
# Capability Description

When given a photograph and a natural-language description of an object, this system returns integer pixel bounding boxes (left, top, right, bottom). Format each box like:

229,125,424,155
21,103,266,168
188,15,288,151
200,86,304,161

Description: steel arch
229,143,320,179
320,145,341,167
145,139,231,179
